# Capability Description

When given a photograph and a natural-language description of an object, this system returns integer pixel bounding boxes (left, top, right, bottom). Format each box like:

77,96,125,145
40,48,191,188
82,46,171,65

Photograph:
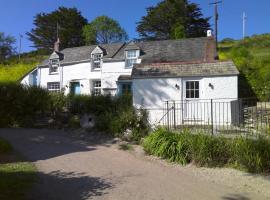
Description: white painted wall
132,75,238,125
21,60,136,96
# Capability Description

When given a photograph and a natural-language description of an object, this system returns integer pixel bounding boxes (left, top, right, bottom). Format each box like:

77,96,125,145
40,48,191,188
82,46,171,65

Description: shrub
230,137,270,173
68,94,150,140
0,83,51,127
68,115,81,128
143,128,270,173
0,138,12,154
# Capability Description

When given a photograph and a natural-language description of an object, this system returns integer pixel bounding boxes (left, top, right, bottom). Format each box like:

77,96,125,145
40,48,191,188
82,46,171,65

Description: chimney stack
54,38,60,52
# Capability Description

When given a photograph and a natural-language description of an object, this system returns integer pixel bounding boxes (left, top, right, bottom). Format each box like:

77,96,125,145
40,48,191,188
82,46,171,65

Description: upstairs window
186,81,200,99
93,80,101,96
125,50,138,68
92,53,102,69
49,58,59,74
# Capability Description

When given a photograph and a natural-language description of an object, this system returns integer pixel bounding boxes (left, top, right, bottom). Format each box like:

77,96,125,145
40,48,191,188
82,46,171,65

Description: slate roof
131,61,239,79
40,43,124,66
118,75,132,81
39,37,216,67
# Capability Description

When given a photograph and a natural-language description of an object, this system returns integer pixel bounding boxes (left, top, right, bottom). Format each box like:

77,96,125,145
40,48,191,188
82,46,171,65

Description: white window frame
49,59,59,74
93,80,102,96
185,81,200,99
92,53,102,70
125,50,138,68
47,82,60,92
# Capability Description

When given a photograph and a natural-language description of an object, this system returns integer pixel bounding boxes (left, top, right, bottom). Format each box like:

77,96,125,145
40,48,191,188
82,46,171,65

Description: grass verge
0,138,37,200
143,128,270,174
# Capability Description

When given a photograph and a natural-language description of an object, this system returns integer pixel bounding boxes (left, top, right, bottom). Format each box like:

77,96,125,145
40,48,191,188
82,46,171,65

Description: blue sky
0,0,269,52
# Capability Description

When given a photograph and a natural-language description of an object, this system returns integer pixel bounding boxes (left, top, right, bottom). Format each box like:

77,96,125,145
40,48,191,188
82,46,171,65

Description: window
125,50,138,68
186,81,199,99
93,80,101,96
92,54,102,69
49,59,59,74
47,82,60,92
121,83,132,95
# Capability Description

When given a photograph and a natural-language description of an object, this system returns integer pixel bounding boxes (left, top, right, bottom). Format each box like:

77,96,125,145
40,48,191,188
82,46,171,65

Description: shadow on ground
0,168,112,200
0,128,116,162
222,194,250,200
31,170,112,200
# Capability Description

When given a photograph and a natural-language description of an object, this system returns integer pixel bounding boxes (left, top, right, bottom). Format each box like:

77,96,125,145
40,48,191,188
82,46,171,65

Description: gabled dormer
48,38,64,75
49,52,60,74
91,46,105,70
124,41,140,68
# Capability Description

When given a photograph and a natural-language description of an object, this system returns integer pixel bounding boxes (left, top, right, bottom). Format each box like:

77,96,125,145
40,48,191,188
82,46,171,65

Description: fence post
173,101,176,129
166,101,169,130
211,99,214,135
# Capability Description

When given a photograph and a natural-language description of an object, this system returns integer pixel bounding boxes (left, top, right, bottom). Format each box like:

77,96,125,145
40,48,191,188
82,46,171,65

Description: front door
183,80,201,121
70,82,80,95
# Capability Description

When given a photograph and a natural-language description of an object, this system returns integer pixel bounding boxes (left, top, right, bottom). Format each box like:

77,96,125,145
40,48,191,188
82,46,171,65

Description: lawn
0,138,37,200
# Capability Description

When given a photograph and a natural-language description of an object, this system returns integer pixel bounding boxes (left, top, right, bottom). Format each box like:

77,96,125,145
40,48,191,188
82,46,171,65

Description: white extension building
21,36,239,125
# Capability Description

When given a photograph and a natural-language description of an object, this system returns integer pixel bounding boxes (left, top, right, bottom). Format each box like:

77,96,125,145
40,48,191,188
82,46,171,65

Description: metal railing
162,98,270,136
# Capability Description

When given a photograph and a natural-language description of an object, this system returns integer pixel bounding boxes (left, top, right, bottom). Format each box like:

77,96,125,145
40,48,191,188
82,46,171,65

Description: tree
0,32,16,62
83,16,128,45
27,7,88,51
136,0,211,40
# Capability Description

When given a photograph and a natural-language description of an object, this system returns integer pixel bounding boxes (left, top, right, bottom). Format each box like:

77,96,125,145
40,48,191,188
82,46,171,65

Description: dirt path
0,128,268,200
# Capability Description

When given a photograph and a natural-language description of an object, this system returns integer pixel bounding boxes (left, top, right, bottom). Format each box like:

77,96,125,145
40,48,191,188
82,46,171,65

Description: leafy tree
27,7,87,51
0,32,16,62
83,16,128,44
136,0,210,40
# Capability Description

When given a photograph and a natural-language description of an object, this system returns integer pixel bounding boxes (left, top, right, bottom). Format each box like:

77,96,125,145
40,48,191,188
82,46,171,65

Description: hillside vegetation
219,34,270,100
0,51,47,83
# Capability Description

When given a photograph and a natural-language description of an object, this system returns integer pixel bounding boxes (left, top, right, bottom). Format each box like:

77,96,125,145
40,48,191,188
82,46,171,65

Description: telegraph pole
210,0,222,51
242,12,247,38
18,34,23,62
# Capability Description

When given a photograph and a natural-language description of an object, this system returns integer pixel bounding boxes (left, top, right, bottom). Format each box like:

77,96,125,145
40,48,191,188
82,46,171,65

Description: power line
210,0,222,52
242,12,247,38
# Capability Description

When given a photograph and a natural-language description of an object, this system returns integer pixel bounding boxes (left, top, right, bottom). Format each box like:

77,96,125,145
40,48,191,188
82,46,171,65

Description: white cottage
21,36,239,126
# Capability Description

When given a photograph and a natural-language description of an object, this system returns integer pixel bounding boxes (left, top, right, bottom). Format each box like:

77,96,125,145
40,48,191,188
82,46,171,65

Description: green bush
68,94,150,140
143,128,270,173
0,83,51,127
0,138,12,154
68,115,81,128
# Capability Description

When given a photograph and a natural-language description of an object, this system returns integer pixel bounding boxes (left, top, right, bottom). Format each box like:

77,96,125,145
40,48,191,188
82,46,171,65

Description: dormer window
125,50,139,68
49,58,59,74
92,53,102,69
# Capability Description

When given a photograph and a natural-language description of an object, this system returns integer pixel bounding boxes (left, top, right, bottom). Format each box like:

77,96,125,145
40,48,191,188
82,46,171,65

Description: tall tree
83,16,128,45
27,7,88,51
137,0,211,40
0,32,16,62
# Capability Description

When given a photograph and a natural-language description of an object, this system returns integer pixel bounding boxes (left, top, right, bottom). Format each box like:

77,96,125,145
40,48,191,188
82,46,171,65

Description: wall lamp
175,84,180,90
208,83,214,89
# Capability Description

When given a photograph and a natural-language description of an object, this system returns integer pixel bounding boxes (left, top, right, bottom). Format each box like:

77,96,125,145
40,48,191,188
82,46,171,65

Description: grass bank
143,128,270,174
0,138,36,200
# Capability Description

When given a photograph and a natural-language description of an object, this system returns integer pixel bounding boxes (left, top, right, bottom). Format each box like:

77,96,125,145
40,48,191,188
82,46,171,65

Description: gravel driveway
0,128,268,200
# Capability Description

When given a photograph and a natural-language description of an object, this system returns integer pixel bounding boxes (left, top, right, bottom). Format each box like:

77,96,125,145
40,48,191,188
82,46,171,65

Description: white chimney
207,30,212,37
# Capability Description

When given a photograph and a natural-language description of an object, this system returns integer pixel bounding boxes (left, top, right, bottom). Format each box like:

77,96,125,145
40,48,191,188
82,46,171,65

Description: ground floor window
93,80,101,96
47,82,60,92
185,81,199,99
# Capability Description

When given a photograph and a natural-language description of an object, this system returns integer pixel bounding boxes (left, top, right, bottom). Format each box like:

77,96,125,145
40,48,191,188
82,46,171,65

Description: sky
0,0,269,53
